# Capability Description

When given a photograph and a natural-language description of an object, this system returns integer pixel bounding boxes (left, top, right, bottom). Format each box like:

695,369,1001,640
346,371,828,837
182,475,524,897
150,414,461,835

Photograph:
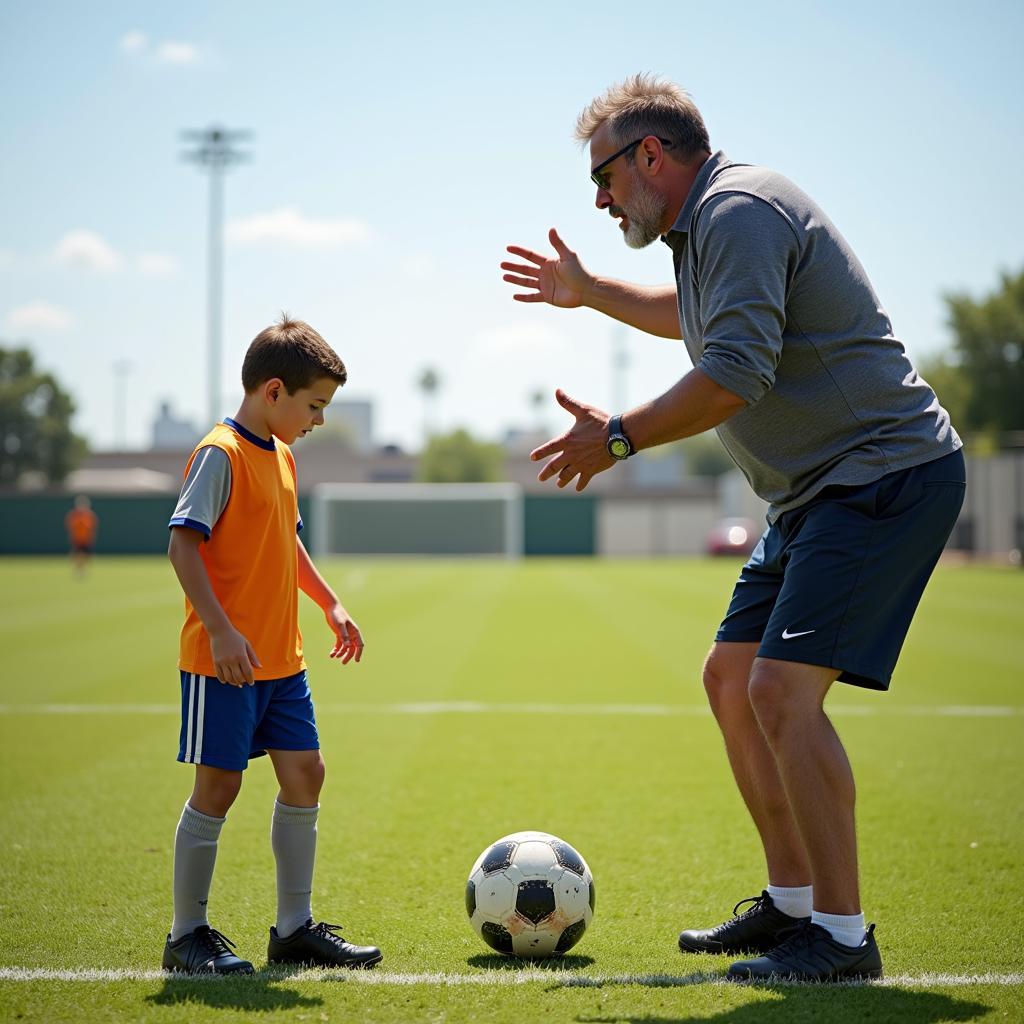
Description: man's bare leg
746,657,858,914
703,642,811,887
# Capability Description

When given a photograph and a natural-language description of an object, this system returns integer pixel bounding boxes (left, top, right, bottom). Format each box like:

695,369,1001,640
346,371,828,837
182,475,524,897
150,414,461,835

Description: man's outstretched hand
530,389,616,492
501,229,593,309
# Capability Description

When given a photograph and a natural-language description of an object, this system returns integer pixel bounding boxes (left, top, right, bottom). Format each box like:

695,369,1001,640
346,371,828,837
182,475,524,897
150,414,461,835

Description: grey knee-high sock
170,802,225,941
271,800,319,938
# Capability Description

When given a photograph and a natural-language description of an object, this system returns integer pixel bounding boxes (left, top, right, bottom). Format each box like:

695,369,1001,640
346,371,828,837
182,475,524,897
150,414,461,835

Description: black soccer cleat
678,891,809,955
267,919,383,969
727,921,884,982
162,925,254,974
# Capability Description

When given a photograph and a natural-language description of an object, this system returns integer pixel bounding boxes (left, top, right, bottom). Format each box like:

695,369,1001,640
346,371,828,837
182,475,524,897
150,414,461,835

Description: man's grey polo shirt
663,151,961,522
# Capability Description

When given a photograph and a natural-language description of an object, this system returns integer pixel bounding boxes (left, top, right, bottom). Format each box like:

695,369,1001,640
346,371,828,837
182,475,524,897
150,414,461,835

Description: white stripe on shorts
194,676,207,765
184,673,196,762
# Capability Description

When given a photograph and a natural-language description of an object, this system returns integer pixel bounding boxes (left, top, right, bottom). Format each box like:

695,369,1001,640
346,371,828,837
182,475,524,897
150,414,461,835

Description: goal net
310,483,524,557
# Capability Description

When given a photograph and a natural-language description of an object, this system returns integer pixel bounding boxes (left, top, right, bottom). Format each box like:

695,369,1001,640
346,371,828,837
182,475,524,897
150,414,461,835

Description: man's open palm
501,228,592,308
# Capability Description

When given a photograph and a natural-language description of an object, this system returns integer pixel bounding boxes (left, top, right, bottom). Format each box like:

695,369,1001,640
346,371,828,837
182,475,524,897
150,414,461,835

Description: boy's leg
265,746,381,968
170,765,242,940
258,672,381,967
267,748,324,938
166,671,263,972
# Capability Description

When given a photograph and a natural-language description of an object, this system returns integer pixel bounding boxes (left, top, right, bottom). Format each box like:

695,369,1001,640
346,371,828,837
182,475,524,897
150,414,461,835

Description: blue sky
1,0,1022,451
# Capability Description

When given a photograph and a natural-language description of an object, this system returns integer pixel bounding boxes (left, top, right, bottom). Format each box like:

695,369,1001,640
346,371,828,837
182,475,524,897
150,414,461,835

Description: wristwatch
606,414,634,461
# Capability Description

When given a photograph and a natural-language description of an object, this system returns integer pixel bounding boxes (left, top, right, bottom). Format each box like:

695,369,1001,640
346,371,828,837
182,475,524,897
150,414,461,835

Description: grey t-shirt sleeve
691,191,799,405
168,446,231,539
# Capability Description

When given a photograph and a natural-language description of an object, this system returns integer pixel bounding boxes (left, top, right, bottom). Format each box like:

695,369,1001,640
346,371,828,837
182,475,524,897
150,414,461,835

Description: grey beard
622,173,667,249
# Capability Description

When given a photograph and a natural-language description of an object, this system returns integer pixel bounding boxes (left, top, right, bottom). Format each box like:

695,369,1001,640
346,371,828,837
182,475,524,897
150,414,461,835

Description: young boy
163,316,382,974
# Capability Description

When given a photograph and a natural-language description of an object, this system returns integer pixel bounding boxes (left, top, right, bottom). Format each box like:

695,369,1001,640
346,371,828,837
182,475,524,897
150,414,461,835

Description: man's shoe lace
730,893,771,921
764,920,820,962
309,922,348,948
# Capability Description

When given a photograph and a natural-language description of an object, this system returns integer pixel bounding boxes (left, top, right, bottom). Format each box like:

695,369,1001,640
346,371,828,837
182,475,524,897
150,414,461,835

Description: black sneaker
267,920,383,969
678,891,809,955
727,921,884,982
162,925,254,975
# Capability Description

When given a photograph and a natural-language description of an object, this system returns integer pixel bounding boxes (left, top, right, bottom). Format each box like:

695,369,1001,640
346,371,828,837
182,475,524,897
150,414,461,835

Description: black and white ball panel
550,839,586,876
479,840,516,874
467,830,594,958
515,879,556,924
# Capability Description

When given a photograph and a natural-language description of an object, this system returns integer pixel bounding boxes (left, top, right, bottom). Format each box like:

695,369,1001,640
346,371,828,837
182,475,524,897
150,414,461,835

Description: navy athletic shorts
177,668,319,771
715,449,966,690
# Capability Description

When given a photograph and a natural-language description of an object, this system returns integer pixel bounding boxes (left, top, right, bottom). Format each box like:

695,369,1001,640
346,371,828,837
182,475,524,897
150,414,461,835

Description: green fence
523,494,595,555
0,492,597,557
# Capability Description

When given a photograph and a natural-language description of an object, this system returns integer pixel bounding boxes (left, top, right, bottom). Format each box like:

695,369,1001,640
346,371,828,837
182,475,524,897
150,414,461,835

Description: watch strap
607,414,633,459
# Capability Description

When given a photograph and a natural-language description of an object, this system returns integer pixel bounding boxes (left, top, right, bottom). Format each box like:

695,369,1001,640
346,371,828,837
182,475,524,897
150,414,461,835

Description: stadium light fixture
181,127,252,427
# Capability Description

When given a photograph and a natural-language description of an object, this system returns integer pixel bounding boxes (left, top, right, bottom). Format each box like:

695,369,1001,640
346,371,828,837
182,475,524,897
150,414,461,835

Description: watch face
609,437,630,459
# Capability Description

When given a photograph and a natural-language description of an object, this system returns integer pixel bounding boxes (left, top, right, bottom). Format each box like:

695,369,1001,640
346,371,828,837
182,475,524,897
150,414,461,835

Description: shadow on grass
570,983,990,1024
468,953,596,970
145,967,322,1013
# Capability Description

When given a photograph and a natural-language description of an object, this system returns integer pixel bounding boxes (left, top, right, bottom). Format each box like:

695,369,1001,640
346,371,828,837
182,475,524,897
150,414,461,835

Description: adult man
501,74,964,982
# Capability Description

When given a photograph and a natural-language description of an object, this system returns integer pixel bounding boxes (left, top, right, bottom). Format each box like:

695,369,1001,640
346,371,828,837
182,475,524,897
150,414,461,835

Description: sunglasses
590,136,673,190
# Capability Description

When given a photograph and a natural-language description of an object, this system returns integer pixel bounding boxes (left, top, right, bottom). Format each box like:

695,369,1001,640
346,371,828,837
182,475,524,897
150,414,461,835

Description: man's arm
296,537,364,664
530,369,746,492
167,527,261,685
501,228,682,340
621,367,747,450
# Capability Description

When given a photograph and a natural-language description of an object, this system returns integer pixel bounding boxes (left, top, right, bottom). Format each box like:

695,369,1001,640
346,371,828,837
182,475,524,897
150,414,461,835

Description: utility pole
182,126,251,426
112,359,132,449
611,325,629,414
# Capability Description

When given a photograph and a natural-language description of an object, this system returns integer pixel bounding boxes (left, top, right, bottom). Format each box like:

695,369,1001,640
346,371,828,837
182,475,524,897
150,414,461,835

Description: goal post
310,483,524,558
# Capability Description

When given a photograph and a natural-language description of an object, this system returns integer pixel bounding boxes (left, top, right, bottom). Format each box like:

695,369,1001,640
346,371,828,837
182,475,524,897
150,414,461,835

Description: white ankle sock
766,884,812,919
812,909,866,947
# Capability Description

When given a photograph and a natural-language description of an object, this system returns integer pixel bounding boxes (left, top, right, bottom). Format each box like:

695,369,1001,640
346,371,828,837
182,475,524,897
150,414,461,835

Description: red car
706,517,760,557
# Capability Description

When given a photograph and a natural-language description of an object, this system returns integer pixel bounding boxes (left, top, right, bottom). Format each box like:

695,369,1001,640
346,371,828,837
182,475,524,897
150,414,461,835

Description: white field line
0,702,1021,718
0,967,1021,987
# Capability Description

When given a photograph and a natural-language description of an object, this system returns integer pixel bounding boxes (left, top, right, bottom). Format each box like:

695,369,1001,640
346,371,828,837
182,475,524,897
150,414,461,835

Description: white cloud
6,303,74,332
137,252,178,277
402,254,436,281
476,323,569,358
119,31,147,53
156,41,200,64
54,230,121,273
226,207,371,247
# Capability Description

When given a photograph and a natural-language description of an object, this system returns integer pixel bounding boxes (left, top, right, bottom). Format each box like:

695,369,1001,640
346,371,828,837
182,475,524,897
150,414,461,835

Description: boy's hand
325,602,364,665
210,626,261,686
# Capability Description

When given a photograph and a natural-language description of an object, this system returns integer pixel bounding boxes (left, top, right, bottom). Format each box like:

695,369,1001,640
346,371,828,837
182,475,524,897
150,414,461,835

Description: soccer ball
465,830,595,958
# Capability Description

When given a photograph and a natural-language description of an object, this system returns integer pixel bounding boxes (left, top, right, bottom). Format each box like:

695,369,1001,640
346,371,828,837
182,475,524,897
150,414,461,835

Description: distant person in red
65,495,98,575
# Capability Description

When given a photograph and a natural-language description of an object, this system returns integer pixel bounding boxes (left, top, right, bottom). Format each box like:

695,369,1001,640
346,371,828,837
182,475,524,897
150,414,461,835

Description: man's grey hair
574,73,711,162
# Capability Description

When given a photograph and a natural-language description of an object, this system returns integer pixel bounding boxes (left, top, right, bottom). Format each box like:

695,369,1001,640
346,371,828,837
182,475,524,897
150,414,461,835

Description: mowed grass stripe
1,968,1022,987
1,702,1021,716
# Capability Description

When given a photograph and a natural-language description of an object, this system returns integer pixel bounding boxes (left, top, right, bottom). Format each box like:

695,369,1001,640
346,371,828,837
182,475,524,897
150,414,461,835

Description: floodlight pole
112,359,132,449
182,126,251,426
611,325,629,414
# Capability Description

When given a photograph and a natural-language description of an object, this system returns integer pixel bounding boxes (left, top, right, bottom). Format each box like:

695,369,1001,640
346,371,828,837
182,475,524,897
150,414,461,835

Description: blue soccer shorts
715,449,966,690
177,668,319,771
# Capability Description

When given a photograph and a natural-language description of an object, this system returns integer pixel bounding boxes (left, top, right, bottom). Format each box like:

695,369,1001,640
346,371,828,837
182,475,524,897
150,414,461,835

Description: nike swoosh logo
781,628,816,640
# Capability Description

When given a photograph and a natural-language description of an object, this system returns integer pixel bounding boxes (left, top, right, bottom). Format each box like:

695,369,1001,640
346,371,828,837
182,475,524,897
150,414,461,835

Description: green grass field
1,556,1022,1023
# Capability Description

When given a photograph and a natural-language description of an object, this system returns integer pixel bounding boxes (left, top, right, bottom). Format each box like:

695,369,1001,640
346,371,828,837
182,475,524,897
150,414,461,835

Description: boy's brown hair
242,314,347,394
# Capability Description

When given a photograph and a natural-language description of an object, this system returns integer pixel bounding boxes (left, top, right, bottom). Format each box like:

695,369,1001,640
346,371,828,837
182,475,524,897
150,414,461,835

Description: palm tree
416,367,441,446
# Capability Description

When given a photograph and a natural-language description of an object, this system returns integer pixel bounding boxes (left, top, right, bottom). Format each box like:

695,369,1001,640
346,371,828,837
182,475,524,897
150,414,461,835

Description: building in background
151,401,200,451
324,399,374,454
